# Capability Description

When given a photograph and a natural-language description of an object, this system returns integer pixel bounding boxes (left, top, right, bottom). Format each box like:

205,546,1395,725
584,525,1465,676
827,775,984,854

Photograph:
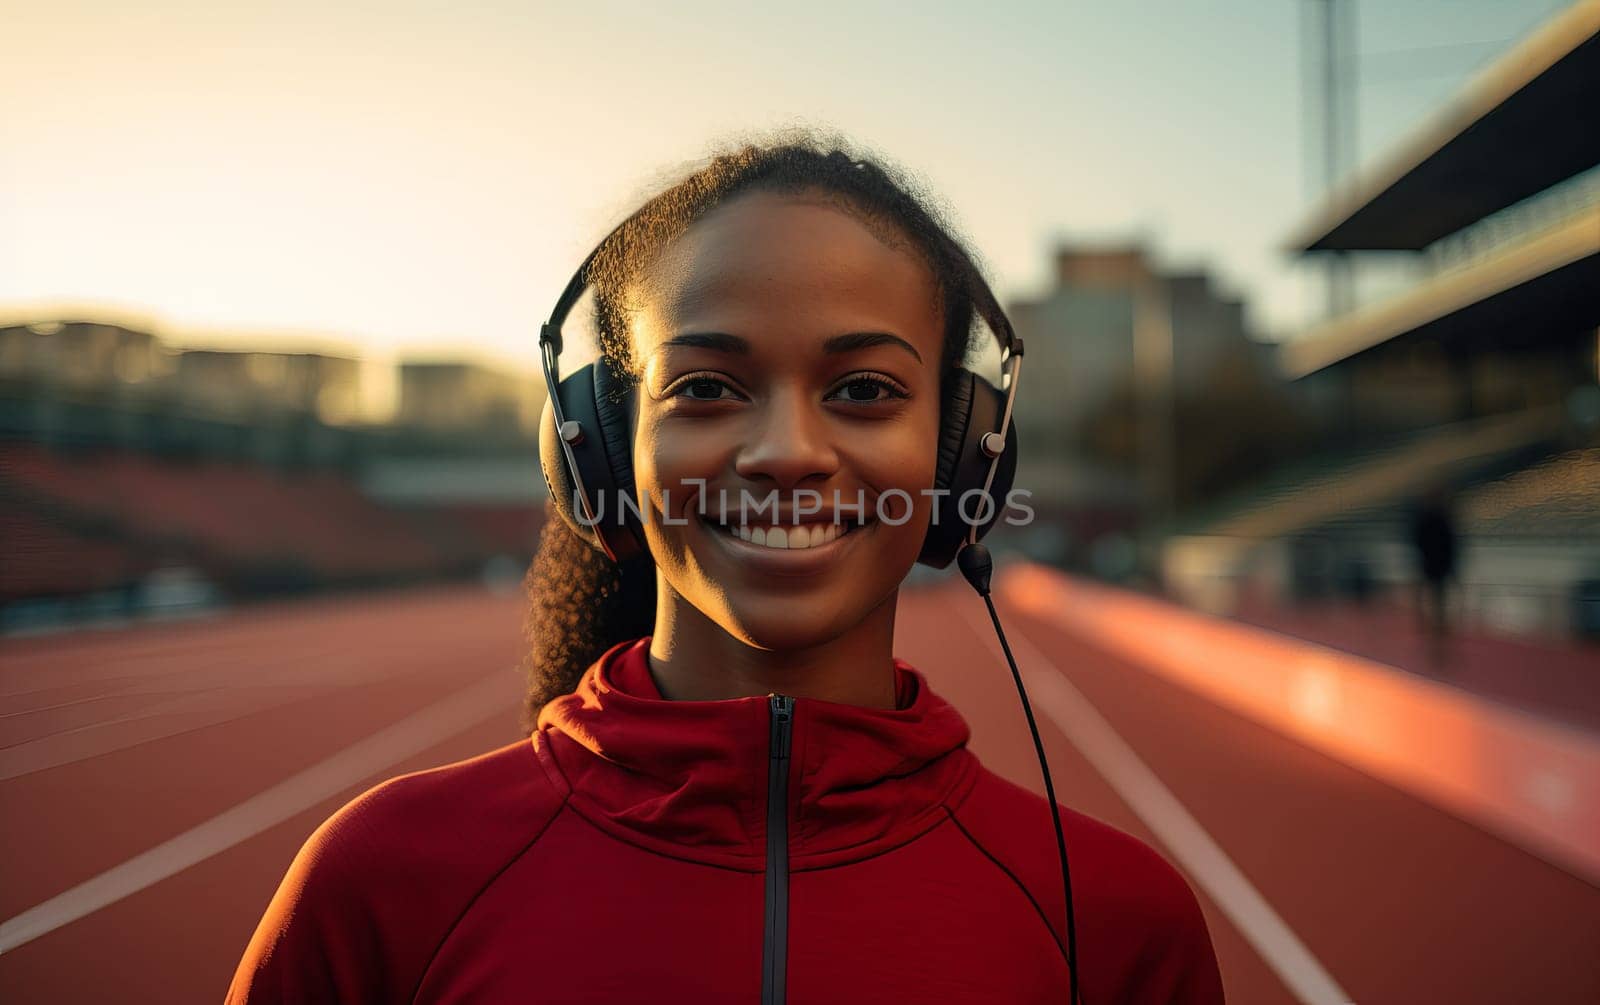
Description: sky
0,0,1576,413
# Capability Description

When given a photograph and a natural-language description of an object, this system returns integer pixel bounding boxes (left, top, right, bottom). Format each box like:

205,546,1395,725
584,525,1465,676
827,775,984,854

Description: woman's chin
719,602,851,653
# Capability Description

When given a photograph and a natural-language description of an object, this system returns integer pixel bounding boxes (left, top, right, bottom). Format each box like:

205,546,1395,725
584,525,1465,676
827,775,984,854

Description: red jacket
229,637,1223,1003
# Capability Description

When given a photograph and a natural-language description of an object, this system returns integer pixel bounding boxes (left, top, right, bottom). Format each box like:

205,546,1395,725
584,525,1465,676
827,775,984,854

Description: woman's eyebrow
657,330,923,364
824,331,922,364
660,331,748,354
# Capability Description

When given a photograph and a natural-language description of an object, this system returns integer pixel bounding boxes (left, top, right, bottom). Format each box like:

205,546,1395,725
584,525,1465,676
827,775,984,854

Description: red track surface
1232,598,1600,733
1,581,1596,1003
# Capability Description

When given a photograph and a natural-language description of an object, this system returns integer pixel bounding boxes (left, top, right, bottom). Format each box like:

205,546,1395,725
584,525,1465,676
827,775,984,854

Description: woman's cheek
855,418,941,523
643,454,723,524
636,412,704,501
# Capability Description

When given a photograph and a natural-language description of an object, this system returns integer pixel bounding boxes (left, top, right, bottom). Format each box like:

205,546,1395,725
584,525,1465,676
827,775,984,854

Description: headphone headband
541,218,1019,357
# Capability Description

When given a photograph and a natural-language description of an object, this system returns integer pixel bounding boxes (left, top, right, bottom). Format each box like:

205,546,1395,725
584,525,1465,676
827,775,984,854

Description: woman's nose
733,387,839,489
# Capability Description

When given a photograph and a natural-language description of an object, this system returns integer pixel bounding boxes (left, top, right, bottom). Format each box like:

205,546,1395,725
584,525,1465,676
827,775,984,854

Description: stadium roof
1280,206,1600,378
1286,0,1600,253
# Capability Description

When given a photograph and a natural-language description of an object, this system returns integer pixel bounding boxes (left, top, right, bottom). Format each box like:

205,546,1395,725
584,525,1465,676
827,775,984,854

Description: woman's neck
646,577,900,709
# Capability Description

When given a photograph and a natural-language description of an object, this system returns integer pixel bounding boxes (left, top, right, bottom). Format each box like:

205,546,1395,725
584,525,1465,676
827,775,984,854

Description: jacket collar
533,637,978,870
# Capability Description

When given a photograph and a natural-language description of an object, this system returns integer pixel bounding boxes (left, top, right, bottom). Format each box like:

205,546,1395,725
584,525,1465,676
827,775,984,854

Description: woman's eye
828,376,907,404
683,378,728,400
668,373,905,405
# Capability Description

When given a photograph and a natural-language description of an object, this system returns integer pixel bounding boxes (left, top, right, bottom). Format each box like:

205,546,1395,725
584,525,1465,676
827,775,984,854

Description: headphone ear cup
591,358,646,554
918,368,1019,569
539,393,587,544
537,362,645,561
933,369,976,493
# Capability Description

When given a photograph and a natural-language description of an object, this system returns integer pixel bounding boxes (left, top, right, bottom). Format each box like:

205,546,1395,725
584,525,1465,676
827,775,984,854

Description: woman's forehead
633,192,943,354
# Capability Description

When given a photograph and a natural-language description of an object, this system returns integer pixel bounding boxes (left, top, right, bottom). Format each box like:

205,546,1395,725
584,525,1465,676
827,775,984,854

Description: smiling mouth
704,513,874,551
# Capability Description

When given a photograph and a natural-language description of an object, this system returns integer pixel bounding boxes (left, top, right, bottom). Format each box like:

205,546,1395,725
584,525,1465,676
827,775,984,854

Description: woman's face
628,190,945,652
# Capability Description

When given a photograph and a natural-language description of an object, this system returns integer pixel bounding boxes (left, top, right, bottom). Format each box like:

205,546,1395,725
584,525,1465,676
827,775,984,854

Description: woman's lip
698,514,868,577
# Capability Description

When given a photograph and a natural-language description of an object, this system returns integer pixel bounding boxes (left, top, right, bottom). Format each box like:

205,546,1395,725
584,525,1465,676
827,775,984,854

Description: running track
1,574,1596,1003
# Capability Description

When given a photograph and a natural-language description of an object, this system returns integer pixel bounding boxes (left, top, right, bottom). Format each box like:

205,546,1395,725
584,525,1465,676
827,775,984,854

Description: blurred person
1408,482,1460,662
228,135,1223,1004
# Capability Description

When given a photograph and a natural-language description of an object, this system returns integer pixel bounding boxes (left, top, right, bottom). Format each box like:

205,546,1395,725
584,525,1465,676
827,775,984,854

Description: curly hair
521,131,1005,731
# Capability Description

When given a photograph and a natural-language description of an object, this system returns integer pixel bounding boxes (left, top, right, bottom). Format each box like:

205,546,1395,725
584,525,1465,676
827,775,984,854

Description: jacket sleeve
225,803,396,1004
1128,861,1226,1004
226,742,567,1003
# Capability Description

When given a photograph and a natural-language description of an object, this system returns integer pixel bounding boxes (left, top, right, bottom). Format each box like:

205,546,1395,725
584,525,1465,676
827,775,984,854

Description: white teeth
719,520,854,550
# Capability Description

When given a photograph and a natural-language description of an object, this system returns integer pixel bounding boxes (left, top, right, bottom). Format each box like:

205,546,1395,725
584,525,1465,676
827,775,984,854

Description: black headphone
535,217,1025,569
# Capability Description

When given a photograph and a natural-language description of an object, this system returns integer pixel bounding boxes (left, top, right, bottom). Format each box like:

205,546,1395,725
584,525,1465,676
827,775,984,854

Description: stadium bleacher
0,507,144,601
0,443,545,621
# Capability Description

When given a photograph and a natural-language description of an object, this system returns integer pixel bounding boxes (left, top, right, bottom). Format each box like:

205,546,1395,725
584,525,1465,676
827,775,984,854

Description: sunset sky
1,0,1572,398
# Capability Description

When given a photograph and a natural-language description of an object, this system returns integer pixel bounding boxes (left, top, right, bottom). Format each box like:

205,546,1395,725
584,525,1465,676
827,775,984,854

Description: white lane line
948,595,1355,1005
0,687,328,781
0,669,520,955
0,657,489,780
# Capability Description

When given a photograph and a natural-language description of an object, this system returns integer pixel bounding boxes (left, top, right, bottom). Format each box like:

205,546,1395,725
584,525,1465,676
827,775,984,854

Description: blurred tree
1079,354,1312,515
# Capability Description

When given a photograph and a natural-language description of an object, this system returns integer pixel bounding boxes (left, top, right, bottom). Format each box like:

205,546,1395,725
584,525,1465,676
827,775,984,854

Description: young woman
229,136,1224,1004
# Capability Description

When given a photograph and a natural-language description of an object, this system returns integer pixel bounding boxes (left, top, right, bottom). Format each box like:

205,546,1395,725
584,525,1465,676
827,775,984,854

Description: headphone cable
958,543,1081,1005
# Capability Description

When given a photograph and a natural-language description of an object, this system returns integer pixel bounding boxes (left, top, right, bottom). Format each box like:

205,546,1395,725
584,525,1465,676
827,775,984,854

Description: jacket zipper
762,694,795,1005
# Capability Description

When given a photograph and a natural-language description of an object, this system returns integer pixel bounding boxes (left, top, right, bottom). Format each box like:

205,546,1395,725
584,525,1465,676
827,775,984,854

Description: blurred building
0,321,364,424
0,320,550,630
397,360,540,438
1001,243,1289,575
1282,3,1599,437
0,320,171,393
174,349,361,425
1166,3,1600,638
